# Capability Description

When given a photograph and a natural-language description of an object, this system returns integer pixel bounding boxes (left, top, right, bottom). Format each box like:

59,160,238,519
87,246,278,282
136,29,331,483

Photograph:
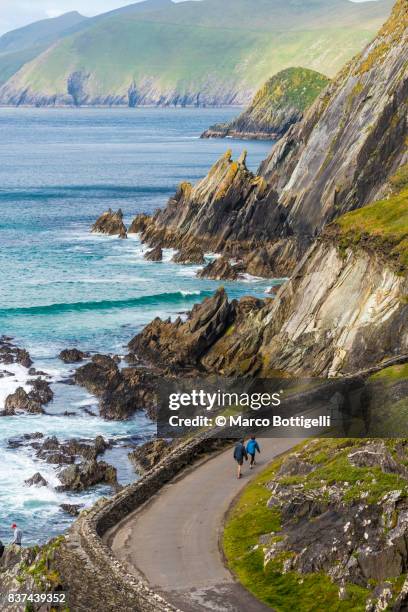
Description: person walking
0,539,4,559
233,439,248,479
246,436,261,468
11,524,22,547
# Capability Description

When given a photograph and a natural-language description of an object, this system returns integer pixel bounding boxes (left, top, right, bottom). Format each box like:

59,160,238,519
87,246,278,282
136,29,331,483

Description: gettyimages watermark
157,376,408,438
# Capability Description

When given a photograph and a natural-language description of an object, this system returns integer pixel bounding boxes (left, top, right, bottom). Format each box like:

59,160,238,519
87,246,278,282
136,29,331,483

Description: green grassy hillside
203,67,330,138
0,12,88,86
0,0,394,106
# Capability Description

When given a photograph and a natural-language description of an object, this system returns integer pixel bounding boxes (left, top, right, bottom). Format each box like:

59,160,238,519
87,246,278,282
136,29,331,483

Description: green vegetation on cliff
202,67,330,139
0,0,394,106
334,169,408,272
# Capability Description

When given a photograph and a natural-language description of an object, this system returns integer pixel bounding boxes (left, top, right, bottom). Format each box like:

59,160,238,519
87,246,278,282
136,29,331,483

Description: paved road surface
107,437,302,612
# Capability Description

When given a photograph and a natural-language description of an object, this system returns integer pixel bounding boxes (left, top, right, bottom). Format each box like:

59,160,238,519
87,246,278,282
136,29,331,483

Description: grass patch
333,184,408,272
223,441,372,610
370,363,408,383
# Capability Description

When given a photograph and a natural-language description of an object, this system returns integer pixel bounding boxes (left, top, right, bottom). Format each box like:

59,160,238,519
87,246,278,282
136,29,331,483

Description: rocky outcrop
201,237,408,377
60,503,83,516
92,209,127,238
74,354,157,419
201,67,330,141
138,0,407,280
58,460,118,492
25,472,48,487
172,245,205,265
144,245,163,261
128,213,151,234
0,336,32,367
128,287,235,370
0,538,66,608
251,439,408,607
35,435,111,465
197,257,245,280
59,347,89,363
128,439,173,474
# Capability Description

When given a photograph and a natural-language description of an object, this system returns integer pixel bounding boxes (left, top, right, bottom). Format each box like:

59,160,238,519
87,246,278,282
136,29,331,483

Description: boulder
25,472,48,487
172,246,205,265
276,456,315,478
144,245,163,261
27,378,54,405
58,348,89,363
91,208,127,238
58,460,118,491
59,503,83,516
36,435,110,463
3,387,44,415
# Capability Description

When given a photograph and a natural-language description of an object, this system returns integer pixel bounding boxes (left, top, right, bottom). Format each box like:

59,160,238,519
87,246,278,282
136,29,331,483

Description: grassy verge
222,439,408,611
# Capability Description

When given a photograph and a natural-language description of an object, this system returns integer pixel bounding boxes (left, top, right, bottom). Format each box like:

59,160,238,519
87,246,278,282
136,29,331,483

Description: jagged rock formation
92,209,127,238
128,439,173,474
2,378,53,416
201,67,330,140
129,287,234,370
144,245,163,261
74,354,157,419
137,0,407,279
57,460,118,492
128,213,151,234
128,289,264,372
172,245,205,265
197,257,245,280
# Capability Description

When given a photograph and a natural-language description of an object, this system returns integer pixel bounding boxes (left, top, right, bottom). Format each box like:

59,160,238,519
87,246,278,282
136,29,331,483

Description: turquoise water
0,108,276,544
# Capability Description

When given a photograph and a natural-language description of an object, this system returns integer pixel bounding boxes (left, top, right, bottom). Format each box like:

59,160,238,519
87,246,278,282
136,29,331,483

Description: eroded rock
92,208,127,238
128,439,173,474
59,348,89,363
144,245,163,261
58,460,118,492
173,246,205,265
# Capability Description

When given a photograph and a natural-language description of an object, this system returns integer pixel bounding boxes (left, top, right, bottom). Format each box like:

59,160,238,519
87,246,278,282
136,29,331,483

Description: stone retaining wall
56,433,229,612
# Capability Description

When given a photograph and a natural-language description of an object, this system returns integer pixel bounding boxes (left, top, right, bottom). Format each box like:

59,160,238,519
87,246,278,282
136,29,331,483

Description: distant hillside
0,12,88,86
0,0,394,107
202,67,330,140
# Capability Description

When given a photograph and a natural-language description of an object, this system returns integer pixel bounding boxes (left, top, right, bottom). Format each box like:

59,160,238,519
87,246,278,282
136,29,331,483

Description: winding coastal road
106,437,302,612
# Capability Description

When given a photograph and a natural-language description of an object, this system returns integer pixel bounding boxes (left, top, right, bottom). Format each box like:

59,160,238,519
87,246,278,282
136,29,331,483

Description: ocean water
0,108,277,545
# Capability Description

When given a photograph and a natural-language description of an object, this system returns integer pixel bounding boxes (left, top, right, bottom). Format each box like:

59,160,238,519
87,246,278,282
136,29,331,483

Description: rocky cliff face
129,235,407,378
203,238,408,377
138,0,407,278
201,67,330,141
260,0,408,236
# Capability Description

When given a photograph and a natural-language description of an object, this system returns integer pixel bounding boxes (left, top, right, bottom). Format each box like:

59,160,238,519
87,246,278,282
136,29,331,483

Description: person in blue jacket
233,439,248,479
246,436,260,468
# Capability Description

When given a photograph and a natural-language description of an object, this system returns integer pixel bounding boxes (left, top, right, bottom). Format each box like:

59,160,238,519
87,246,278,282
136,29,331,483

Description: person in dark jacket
233,439,248,479
246,436,261,468
0,539,4,559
